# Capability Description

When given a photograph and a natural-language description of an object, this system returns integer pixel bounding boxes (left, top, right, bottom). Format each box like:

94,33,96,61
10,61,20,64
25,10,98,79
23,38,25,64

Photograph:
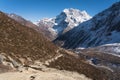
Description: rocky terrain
0,67,92,80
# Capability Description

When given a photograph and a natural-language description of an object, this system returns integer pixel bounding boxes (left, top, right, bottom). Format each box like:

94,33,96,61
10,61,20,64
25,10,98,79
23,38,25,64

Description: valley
0,1,120,80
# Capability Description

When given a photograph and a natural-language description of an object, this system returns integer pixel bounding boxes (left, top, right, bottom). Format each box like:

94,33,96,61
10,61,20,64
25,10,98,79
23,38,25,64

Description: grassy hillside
0,11,58,64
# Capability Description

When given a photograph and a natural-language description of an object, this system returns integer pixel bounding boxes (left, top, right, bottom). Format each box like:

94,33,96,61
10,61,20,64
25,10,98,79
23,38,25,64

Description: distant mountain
37,8,91,40
36,18,58,40
54,2,120,49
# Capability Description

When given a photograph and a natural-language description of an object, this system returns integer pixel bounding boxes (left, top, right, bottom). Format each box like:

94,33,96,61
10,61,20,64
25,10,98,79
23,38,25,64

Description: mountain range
37,8,91,40
0,1,120,80
54,2,120,49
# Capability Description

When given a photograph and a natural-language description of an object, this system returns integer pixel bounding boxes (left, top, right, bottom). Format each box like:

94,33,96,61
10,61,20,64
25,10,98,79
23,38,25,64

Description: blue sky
0,0,119,22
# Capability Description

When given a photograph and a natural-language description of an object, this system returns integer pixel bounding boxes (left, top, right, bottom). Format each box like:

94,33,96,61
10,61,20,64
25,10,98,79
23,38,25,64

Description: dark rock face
54,2,120,49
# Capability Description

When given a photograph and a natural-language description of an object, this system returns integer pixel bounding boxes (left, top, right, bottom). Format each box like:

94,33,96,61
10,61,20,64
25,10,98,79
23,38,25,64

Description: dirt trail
0,67,91,80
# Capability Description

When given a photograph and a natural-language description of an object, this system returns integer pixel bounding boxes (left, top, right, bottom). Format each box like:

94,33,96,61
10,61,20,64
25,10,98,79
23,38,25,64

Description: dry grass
0,11,58,64
48,51,113,80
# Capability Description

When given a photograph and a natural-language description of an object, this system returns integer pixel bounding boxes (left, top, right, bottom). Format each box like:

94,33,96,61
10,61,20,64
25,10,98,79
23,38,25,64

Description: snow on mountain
37,18,56,27
37,8,91,40
97,43,120,57
53,8,91,33
63,8,91,25
54,2,120,49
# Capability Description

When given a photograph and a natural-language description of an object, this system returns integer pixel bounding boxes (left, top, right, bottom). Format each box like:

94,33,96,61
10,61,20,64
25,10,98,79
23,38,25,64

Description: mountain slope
7,13,55,40
0,11,58,64
37,8,91,40
54,2,120,49
7,13,39,31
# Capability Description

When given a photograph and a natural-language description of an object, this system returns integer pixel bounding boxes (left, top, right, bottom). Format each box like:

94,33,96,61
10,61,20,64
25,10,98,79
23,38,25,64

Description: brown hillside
48,50,114,80
0,11,58,64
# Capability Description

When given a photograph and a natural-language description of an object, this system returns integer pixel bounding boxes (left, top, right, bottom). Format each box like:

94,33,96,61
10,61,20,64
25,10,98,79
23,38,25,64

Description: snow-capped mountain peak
63,8,80,14
53,8,91,34
37,18,55,27
37,8,91,40
63,8,91,19
54,2,120,49
62,8,92,23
